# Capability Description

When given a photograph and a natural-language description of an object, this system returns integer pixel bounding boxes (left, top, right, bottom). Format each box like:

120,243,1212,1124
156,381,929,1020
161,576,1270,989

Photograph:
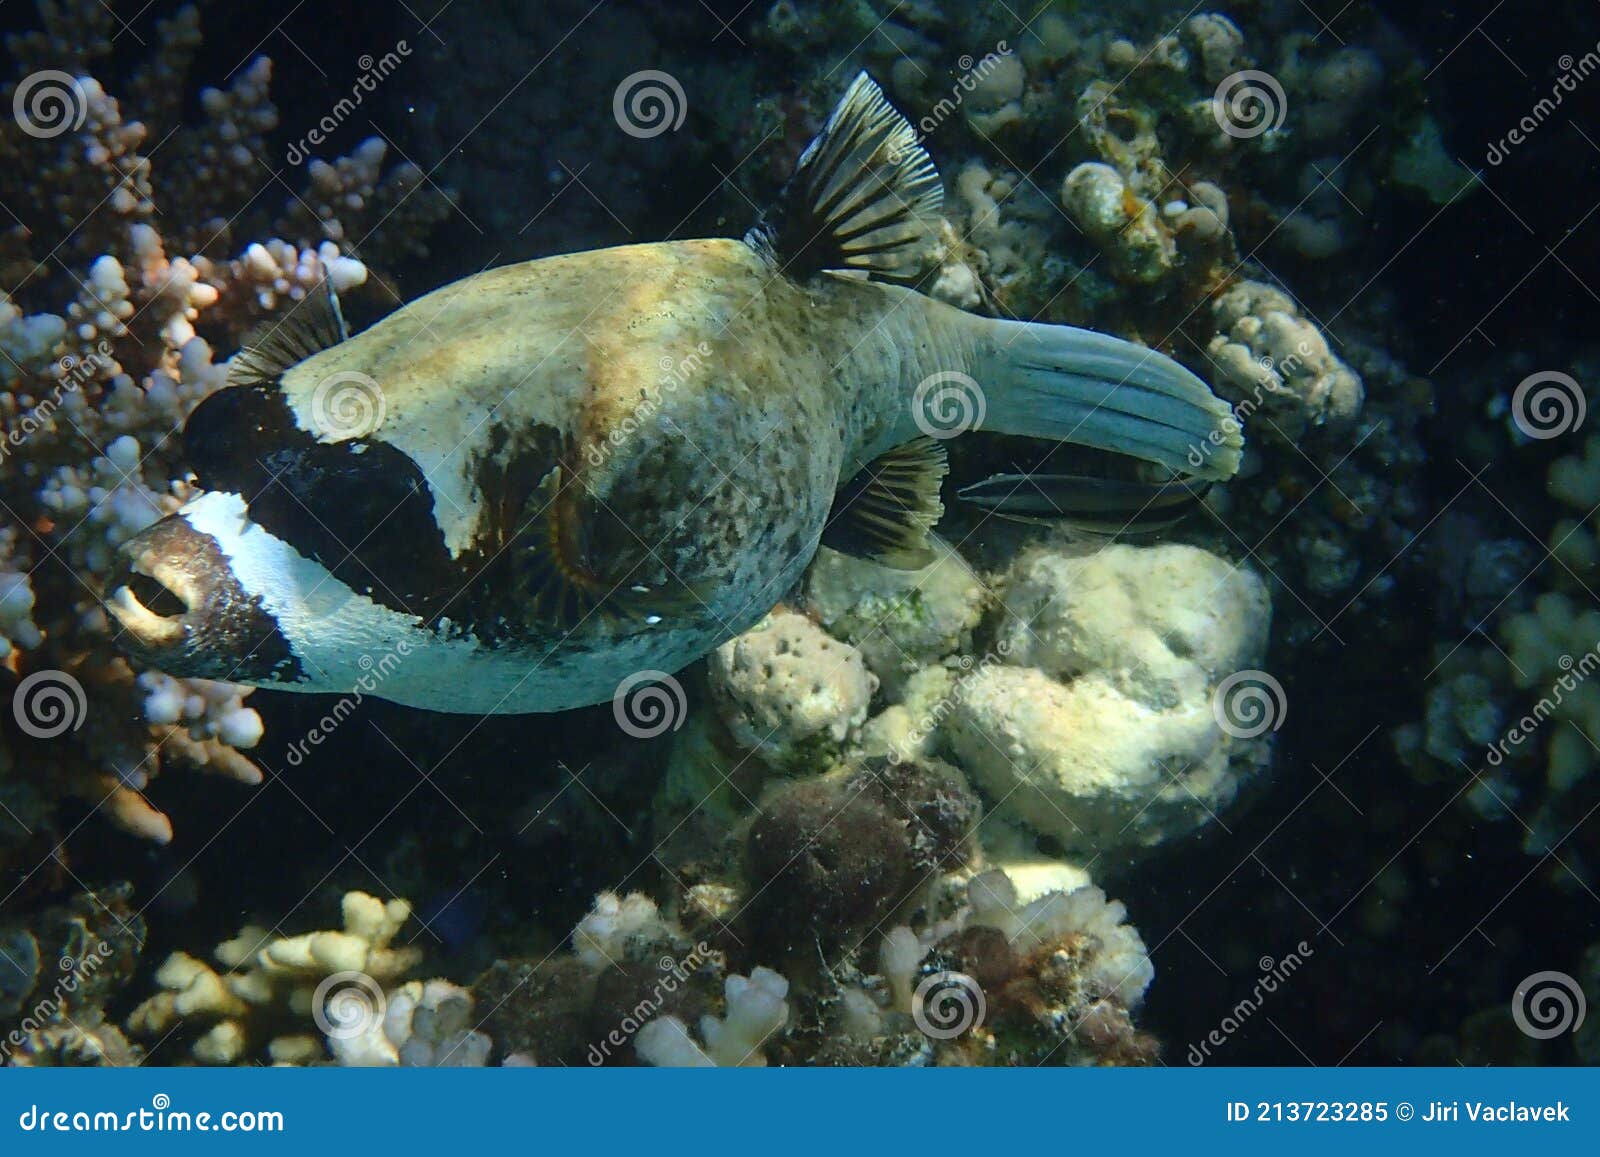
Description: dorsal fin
822,438,947,569
749,72,943,285
227,278,348,388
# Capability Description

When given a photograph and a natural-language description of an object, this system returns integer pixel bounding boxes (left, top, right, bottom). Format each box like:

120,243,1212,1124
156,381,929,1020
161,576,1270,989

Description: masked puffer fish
107,74,1241,715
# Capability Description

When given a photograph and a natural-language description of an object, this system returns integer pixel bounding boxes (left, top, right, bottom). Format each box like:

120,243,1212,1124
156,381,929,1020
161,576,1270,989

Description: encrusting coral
944,542,1274,855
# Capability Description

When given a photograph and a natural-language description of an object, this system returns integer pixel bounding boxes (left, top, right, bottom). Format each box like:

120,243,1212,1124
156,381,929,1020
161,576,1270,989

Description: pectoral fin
227,277,348,388
822,438,948,569
515,464,707,630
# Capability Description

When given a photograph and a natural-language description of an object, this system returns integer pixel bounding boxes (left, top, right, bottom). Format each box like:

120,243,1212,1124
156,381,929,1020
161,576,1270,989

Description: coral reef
0,885,144,1065
0,0,447,851
5,0,1564,1072
124,889,492,1066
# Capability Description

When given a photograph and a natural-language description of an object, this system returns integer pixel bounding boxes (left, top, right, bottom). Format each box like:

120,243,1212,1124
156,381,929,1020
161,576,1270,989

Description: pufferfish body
108,74,1241,714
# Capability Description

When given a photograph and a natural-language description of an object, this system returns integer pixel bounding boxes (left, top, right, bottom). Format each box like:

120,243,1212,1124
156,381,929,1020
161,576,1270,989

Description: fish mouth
105,525,214,664
104,503,305,686
106,548,199,651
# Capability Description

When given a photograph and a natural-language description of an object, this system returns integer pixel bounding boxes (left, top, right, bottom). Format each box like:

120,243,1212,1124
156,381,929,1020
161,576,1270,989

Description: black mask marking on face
184,385,464,623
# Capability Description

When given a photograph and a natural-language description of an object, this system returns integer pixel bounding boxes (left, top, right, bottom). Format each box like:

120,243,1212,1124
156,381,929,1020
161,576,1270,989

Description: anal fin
822,438,948,569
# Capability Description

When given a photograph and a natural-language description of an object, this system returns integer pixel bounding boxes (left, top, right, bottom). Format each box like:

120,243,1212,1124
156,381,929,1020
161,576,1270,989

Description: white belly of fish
179,490,748,714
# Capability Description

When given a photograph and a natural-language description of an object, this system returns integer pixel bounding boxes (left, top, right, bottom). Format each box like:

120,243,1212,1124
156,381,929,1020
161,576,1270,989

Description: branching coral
0,0,446,845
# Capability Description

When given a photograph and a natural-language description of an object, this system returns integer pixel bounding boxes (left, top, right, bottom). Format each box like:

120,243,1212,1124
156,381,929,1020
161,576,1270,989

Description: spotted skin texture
141,239,981,711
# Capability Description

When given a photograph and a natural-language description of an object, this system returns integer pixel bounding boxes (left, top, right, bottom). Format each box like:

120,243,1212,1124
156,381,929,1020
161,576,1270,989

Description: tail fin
972,316,1242,480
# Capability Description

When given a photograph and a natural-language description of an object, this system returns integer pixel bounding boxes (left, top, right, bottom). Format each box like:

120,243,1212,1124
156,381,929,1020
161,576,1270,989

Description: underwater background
0,0,1597,1067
